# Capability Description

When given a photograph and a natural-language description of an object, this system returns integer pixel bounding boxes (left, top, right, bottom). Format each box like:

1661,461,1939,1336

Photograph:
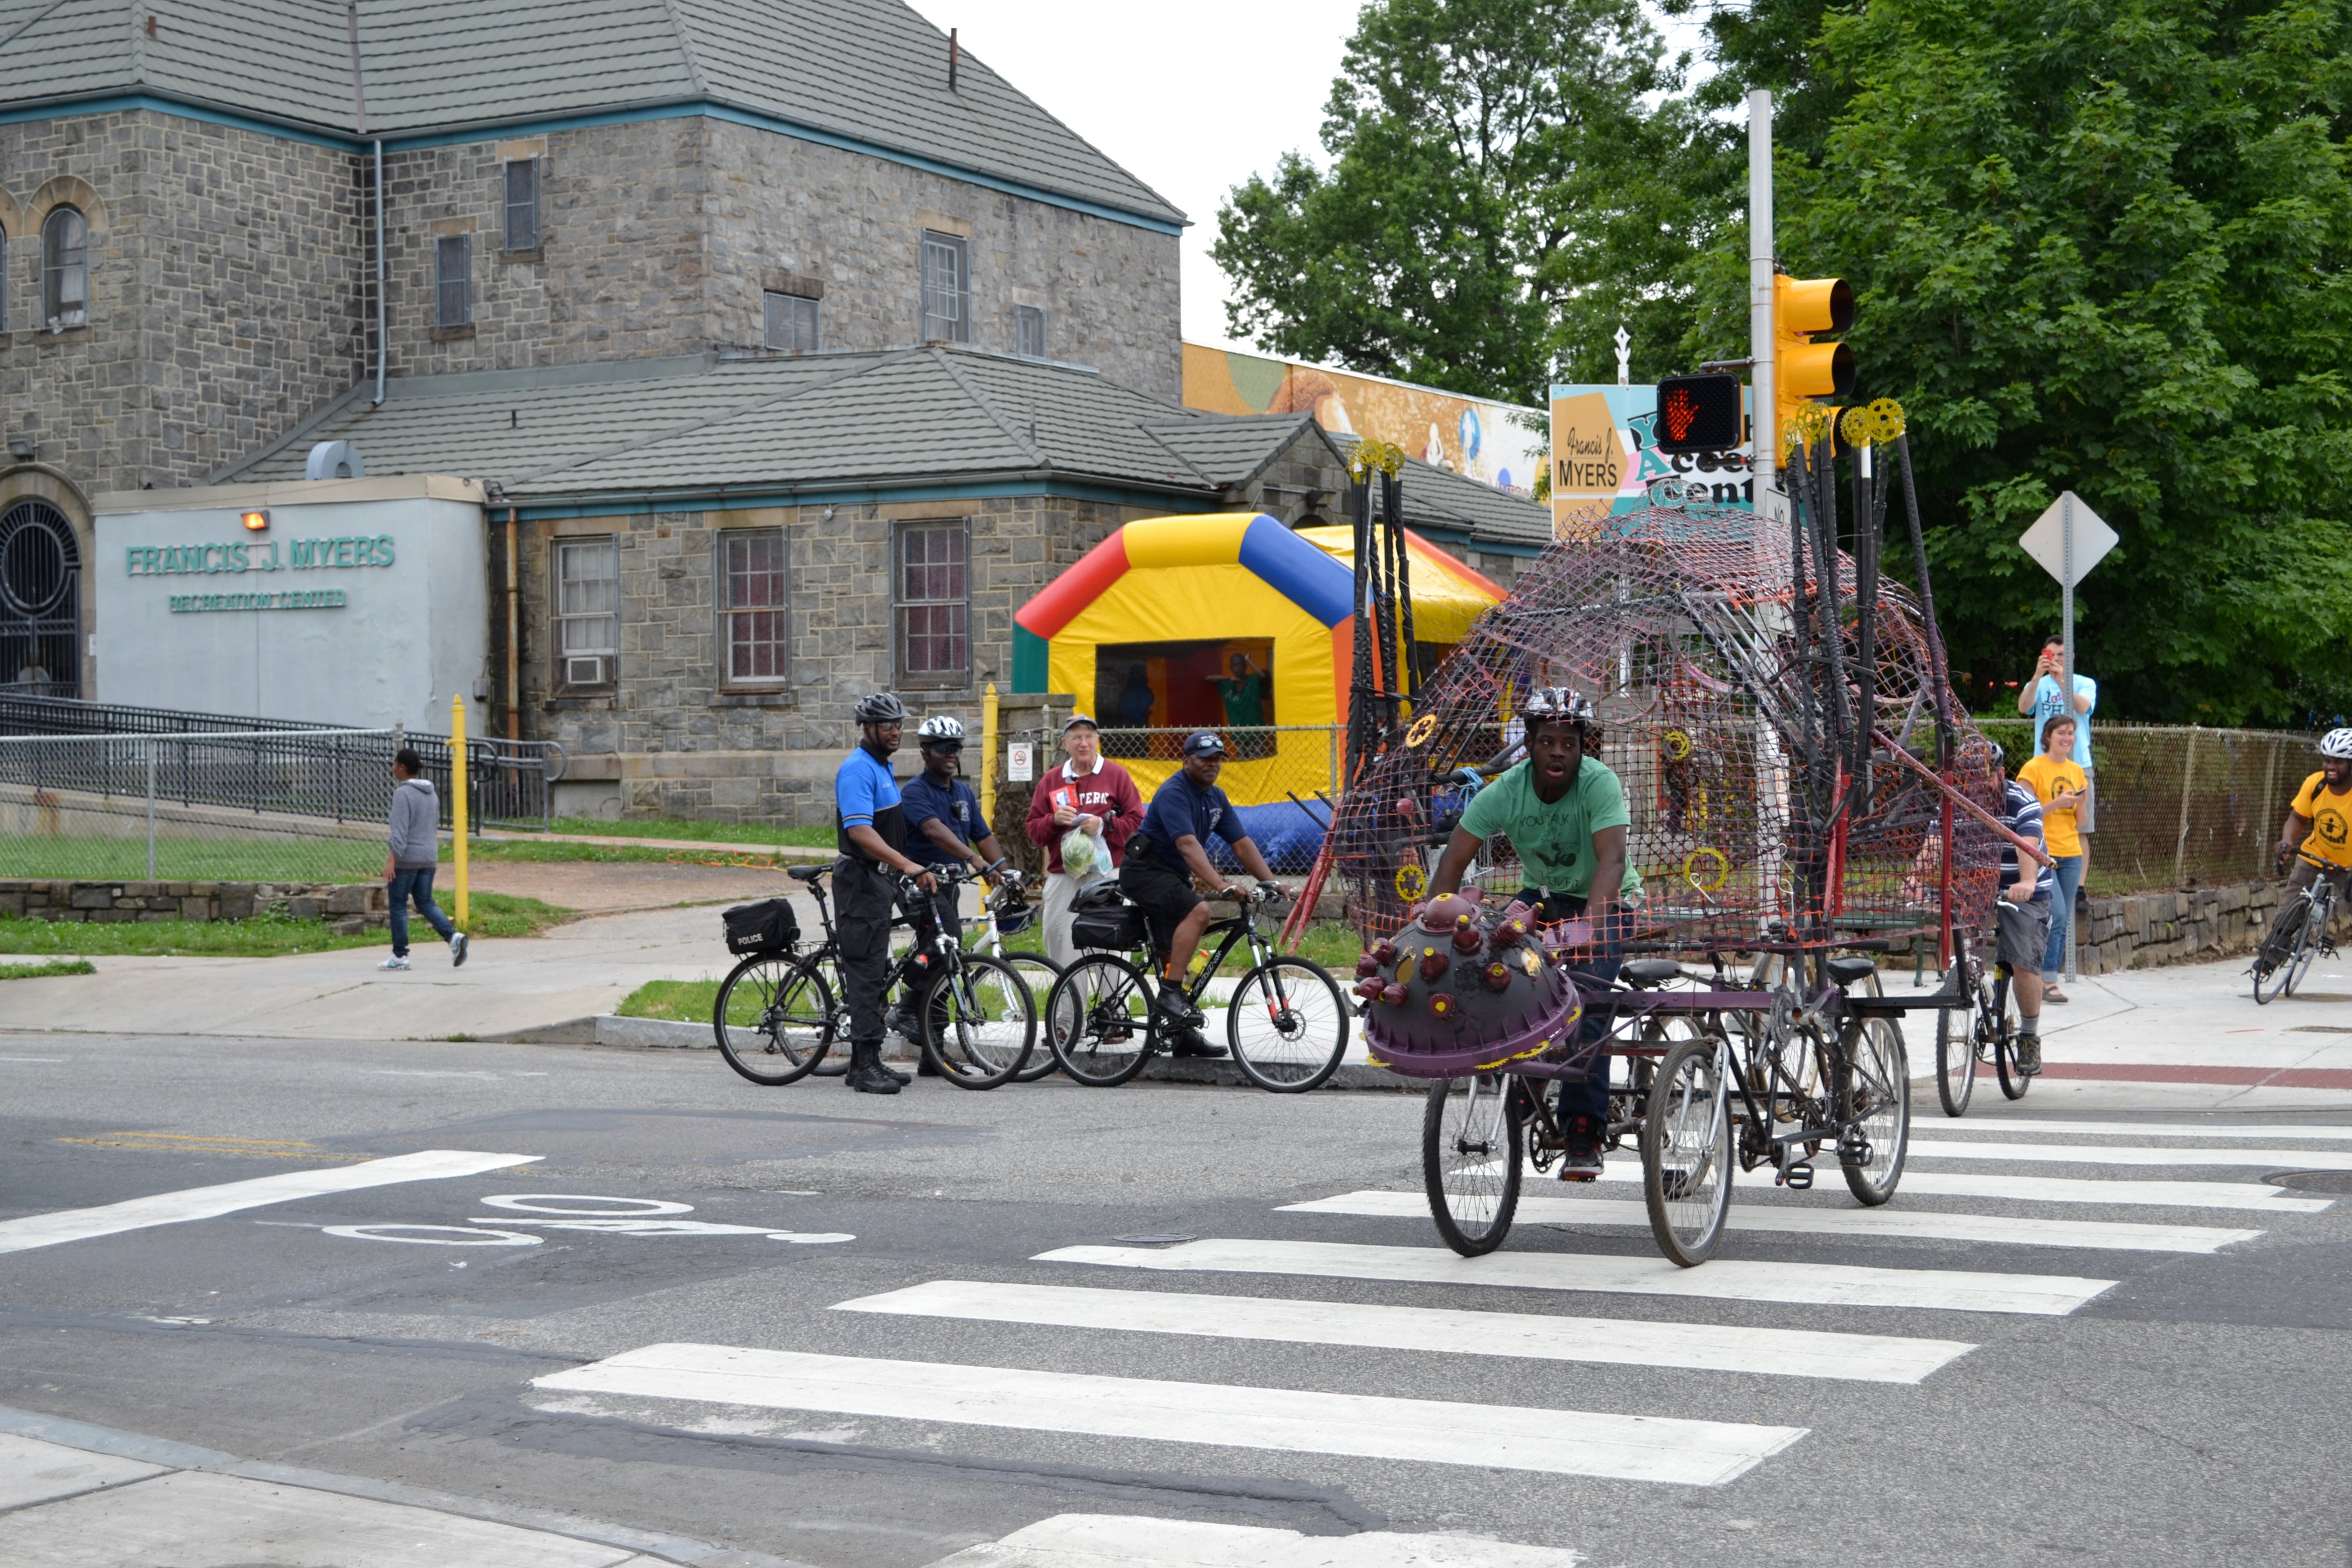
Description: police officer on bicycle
834,692,940,1096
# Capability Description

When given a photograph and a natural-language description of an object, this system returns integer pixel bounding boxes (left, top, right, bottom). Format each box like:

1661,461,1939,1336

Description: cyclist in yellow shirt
2017,716,2089,1001
2258,729,2352,972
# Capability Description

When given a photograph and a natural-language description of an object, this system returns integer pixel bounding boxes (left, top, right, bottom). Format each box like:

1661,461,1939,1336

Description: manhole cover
1111,1234,1196,1245
2265,1171,2352,1193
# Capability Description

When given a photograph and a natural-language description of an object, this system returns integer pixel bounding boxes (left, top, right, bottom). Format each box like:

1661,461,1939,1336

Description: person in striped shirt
1996,755,2057,1073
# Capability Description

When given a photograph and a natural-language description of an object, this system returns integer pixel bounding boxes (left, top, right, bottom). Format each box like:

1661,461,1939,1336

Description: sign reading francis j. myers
126,533,397,611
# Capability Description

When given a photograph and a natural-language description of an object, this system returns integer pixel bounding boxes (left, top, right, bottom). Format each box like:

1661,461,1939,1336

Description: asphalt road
3,1030,2349,1566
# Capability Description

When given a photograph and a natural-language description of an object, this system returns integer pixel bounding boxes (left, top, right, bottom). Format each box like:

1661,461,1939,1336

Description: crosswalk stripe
1536,1160,2330,1213
1922,1117,2352,1142
1037,1238,2116,1316
921,1512,1593,1567
1278,1189,2261,1254
1907,1140,2352,1170
835,1278,1974,1385
532,1342,1807,1486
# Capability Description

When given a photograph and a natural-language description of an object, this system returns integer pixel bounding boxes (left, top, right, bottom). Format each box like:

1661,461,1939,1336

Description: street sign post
2018,491,2116,983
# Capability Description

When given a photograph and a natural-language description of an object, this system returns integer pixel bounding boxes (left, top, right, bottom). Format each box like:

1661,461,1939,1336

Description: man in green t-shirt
1428,686,1639,1180
1213,652,1272,758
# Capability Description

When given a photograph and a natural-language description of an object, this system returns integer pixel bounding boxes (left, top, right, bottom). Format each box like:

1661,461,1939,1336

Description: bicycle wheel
1046,955,1157,1087
1993,971,2032,1100
713,952,836,1086
1422,1074,1522,1257
1643,1034,1733,1267
922,953,1034,1090
2253,900,2306,1004
1228,957,1349,1092
1839,1018,1910,1206
999,953,1065,1082
2286,900,2324,996
1933,995,1978,1118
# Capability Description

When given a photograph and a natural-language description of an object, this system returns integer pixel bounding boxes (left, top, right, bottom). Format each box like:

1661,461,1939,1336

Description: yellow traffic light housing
1773,274,1854,457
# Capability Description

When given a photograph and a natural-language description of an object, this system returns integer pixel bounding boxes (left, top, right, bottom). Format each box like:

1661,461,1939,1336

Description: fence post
2172,726,2199,889
981,681,999,829
450,696,469,928
144,745,156,881
2257,736,2280,879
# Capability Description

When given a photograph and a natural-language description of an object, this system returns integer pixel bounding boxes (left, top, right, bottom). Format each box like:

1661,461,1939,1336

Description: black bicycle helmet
853,691,908,725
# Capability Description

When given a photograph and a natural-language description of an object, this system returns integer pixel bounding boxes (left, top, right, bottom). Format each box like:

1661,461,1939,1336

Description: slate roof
216,347,1553,550
0,0,1181,226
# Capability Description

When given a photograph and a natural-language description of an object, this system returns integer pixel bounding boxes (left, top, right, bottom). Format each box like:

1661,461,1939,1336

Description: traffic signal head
1773,274,1855,457
1652,373,1744,454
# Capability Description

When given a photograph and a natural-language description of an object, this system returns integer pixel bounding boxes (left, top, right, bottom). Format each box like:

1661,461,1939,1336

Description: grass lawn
616,977,722,1022
0,893,575,957
0,959,96,979
3,836,385,883
470,838,798,868
550,816,834,848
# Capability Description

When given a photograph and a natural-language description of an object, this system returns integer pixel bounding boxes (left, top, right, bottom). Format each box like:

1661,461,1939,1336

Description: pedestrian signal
1651,374,1744,454
1772,275,1854,456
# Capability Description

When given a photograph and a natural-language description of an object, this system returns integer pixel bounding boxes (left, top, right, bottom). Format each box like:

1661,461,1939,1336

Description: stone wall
0,878,389,933
2073,880,2351,975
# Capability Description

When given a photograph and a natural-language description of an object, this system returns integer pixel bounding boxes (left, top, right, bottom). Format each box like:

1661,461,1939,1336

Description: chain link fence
1971,721,2325,896
988,724,1345,876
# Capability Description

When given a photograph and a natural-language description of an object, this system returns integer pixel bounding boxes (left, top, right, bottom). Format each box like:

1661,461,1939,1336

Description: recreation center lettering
124,534,396,614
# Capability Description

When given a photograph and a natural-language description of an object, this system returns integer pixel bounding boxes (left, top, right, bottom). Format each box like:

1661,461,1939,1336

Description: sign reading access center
1548,383,1755,539
92,477,489,731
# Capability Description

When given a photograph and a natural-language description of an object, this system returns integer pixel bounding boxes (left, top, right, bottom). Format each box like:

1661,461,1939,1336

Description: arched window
0,500,81,697
42,207,86,330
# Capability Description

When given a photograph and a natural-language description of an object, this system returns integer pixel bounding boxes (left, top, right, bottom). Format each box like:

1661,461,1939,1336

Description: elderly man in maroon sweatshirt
1025,713,1141,965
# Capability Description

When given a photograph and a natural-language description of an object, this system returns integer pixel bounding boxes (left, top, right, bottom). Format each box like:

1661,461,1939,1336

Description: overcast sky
907,2,1714,359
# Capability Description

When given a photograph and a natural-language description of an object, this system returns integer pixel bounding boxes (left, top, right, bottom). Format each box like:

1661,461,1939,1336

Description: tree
1213,0,1736,404
1778,0,2352,724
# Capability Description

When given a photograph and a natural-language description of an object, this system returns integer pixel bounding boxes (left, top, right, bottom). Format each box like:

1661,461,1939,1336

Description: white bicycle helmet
2321,727,2352,760
916,715,966,746
1520,685,1597,732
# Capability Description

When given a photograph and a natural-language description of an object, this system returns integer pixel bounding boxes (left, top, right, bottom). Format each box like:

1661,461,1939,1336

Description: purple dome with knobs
1356,893,1583,1079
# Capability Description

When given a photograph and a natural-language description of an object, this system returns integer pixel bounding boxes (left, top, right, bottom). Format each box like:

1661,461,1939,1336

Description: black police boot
1169,1026,1226,1059
844,1040,902,1095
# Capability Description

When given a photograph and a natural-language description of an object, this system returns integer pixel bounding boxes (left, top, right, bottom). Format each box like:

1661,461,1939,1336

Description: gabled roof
0,0,1181,226
215,346,1553,550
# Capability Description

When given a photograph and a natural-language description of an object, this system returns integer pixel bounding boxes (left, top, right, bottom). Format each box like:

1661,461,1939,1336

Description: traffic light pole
1748,89,1776,527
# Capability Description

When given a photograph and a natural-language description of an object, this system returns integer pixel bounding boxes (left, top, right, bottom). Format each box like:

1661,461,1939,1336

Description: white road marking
0,1150,542,1256
1038,1238,2115,1316
463,1216,850,1242
836,1278,1974,1384
1566,1160,2329,1212
1281,1189,2261,1253
480,1194,694,1215
1907,1140,2352,1169
921,1512,1594,1567
324,1224,543,1246
1921,1118,2352,1142
534,1342,1805,1486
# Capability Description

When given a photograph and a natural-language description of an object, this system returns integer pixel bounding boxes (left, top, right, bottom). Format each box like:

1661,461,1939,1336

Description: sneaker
2017,1033,2042,1072
449,932,468,968
1558,1114,1605,1181
1153,986,1205,1031
1168,1026,1227,1059
379,954,411,971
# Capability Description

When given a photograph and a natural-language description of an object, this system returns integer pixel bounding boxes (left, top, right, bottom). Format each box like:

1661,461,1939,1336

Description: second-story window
436,234,471,329
763,291,819,353
720,529,788,687
894,520,968,683
41,207,86,330
1016,305,1046,359
503,160,539,252
921,231,968,343
554,536,618,690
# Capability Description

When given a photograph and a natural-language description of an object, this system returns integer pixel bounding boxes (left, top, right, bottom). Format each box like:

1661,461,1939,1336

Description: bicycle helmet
1520,685,1597,734
916,715,966,746
852,691,908,725
2321,727,2352,760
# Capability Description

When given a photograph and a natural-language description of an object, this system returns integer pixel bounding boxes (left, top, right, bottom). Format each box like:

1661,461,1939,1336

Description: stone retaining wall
2073,879,2349,974
0,879,390,934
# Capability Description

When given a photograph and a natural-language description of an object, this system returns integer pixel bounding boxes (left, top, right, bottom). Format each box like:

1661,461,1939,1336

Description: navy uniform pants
1518,887,1622,1131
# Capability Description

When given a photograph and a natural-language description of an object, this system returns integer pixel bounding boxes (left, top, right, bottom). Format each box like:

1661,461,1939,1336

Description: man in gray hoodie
383,748,467,971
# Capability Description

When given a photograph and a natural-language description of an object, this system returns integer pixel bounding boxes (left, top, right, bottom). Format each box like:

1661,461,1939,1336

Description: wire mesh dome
1328,503,2006,953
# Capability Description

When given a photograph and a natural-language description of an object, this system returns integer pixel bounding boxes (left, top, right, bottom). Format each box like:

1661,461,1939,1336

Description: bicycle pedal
1557,1168,1599,1184
1839,1139,1873,1167
1777,1162,1814,1190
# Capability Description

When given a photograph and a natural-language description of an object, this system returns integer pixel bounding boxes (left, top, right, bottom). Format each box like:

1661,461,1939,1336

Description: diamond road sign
2018,492,2117,588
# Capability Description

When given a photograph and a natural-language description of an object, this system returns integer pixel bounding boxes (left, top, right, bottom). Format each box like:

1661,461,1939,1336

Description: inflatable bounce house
1011,512,1502,864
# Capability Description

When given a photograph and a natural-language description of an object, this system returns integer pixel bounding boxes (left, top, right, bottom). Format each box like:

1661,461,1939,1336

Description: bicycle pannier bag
1069,897,1147,952
722,897,800,954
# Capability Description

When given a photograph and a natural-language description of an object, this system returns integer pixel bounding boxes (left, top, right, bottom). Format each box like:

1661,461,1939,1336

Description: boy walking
382,748,468,971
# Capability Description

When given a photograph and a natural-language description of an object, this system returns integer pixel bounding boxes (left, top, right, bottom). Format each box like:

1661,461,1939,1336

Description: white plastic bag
1060,823,1106,885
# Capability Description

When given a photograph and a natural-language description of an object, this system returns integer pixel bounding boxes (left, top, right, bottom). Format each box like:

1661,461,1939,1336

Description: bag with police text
722,897,800,955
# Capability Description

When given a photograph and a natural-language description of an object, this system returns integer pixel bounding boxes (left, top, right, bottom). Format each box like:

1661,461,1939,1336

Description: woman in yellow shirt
2017,716,2089,1000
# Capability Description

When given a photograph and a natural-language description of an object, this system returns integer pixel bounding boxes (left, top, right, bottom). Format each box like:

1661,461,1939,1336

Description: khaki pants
1042,870,1107,967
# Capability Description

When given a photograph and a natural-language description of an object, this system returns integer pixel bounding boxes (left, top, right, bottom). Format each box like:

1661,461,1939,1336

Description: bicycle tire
999,952,1065,1081
1993,971,2032,1100
1045,955,1157,1087
713,952,836,1086
1839,1018,1910,1206
1934,984,1978,1118
1643,1034,1733,1267
1422,1074,1522,1257
1228,957,1349,1092
2253,900,2306,1004
921,952,1034,1090
2286,898,2324,996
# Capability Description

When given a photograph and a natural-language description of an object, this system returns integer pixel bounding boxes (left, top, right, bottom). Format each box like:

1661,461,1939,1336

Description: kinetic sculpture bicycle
1324,403,2047,1264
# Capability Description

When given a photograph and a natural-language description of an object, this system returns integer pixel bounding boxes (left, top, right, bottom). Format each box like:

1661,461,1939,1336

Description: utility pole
1748,89,1776,527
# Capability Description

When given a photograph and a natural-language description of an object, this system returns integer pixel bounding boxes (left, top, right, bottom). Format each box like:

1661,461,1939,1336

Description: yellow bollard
980,681,999,828
450,694,469,928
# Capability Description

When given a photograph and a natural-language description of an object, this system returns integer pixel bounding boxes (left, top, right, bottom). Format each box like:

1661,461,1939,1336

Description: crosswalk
533,1111,2338,1506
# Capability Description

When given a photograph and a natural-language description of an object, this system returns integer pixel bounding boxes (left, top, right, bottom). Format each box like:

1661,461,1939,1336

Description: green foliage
547,816,835,848
616,977,720,1022
0,959,96,979
1213,0,1737,404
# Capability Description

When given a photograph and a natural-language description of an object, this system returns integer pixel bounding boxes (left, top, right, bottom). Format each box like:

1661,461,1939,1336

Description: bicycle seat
1826,955,1878,988
1620,958,1685,988
787,864,828,882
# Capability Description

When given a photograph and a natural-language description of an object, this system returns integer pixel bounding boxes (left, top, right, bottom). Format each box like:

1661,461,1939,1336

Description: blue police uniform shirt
1137,771,1248,863
901,772,983,867
834,746,905,858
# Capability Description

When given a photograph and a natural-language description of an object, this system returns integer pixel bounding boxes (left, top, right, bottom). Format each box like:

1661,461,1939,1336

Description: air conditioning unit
565,655,608,687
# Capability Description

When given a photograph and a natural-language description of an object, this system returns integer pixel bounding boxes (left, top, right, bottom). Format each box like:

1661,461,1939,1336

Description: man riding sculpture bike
831,691,941,1096
1424,687,1639,1180
2258,727,2352,974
